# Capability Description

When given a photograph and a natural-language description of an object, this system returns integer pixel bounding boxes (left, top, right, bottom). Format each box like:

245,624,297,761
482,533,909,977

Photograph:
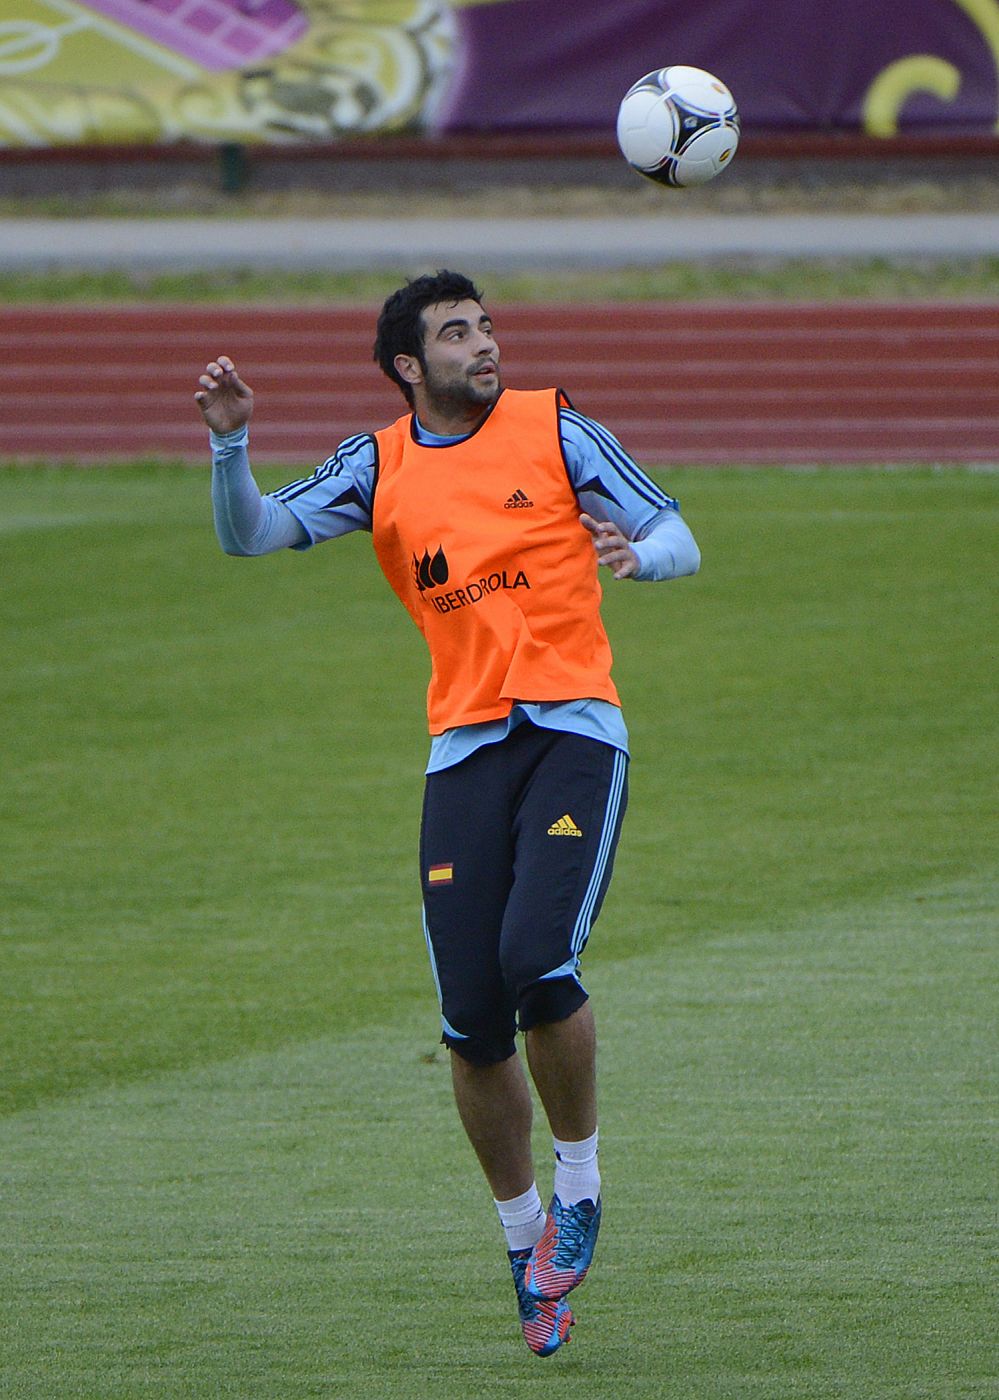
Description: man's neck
414,416,467,444
411,395,493,437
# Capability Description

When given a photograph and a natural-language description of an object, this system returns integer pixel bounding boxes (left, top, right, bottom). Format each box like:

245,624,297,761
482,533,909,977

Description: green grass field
3,464,996,1398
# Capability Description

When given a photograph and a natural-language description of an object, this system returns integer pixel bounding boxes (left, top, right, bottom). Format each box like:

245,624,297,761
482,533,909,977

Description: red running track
3,302,997,465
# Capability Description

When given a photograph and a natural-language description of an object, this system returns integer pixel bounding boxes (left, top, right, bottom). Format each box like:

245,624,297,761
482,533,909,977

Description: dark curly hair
373,270,485,406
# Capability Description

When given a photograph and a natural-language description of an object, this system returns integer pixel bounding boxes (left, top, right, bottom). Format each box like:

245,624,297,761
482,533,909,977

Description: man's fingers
590,539,639,579
197,363,226,397
194,354,253,433
201,358,242,386
580,512,636,577
581,512,622,539
579,511,618,539
196,358,251,399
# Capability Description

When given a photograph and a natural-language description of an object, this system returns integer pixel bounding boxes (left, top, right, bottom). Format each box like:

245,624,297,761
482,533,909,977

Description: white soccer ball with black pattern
616,65,739,187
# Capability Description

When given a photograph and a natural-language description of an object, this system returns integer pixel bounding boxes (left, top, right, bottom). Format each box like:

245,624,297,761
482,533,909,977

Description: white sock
553,1129,600,1206
494,1183,546,1253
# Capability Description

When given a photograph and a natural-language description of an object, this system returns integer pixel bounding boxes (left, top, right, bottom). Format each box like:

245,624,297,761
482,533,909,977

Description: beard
422,362,502,419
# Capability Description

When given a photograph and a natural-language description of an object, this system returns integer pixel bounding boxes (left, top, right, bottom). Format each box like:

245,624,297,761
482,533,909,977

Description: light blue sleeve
267,432,376,546
210,426,375,556
559,407,701,582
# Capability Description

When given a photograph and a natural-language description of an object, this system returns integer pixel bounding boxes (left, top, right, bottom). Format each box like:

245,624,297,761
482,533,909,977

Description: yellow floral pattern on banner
0,0,456,144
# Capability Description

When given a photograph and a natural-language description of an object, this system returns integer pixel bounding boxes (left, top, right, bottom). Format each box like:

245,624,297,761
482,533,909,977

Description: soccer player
196,270,700,1357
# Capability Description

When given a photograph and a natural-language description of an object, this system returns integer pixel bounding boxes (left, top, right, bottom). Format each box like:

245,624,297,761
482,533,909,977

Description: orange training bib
371,388,620,734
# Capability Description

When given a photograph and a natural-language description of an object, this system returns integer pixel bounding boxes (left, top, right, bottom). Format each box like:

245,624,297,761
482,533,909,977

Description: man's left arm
561,408,701,581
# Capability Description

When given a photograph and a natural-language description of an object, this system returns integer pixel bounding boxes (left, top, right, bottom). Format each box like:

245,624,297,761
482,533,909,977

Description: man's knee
517,974,589,1034
439,994,517,1064
440,974,587,1056
443,1025,518,1066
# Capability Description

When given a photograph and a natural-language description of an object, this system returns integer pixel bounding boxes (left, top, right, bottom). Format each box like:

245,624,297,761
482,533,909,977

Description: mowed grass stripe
3,881,994,1398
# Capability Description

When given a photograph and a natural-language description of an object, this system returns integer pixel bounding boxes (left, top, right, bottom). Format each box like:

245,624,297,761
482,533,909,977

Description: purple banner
438,0,999,136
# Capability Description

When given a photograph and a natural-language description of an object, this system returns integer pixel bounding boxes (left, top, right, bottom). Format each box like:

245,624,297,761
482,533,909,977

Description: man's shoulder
317,430,380,474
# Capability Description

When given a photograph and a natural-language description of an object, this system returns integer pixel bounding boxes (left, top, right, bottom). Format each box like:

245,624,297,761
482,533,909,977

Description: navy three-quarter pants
419,722,629,1065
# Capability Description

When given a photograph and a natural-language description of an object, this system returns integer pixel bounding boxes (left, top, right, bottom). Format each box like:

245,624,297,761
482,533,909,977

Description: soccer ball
616,65,739,187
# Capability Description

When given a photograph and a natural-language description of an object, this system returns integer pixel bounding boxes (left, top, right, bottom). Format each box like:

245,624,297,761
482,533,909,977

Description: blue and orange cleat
509,1248,574,1356
524,1195,601,1301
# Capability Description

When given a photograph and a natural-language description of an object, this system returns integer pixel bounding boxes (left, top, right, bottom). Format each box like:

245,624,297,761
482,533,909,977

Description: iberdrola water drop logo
413,545,449,593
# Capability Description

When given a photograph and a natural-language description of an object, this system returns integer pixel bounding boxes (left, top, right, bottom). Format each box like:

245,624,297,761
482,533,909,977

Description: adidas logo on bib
548,814,583,838
504,489,534,509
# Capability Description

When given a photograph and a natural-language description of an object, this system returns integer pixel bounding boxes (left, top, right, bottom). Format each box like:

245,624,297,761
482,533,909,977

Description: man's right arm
211,427,309,555
197,355,375,555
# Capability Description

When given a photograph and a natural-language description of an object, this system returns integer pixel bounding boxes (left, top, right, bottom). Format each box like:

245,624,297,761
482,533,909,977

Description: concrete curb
2,214,997,271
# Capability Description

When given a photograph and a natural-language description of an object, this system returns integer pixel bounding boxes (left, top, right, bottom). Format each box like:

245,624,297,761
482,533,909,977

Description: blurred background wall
1,0,996,151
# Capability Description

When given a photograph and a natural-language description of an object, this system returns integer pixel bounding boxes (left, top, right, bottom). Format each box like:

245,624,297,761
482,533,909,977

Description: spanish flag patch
428,863,454,886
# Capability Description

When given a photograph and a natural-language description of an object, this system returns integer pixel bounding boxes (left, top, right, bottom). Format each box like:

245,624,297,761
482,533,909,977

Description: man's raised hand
195,356,254,435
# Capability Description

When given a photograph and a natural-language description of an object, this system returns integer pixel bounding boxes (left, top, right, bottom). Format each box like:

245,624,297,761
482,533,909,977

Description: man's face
412,299,501,414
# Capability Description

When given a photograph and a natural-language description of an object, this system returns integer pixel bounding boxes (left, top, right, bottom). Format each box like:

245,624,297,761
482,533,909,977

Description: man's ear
394,353,423,388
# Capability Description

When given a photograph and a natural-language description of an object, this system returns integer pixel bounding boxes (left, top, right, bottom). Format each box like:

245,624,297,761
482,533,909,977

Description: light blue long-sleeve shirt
211,403,700,771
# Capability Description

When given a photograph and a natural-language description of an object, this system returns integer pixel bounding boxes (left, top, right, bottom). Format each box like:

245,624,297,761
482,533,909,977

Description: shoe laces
554,1201,594,1265
509,1254,532,1300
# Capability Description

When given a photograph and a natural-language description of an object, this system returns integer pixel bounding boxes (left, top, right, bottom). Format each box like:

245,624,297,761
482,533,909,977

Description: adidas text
547,815,583,837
